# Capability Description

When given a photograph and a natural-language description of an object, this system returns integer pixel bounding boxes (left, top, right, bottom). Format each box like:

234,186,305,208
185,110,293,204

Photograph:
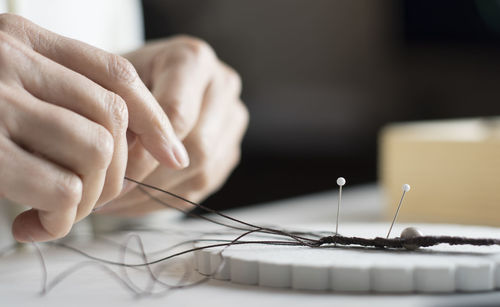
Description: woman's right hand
0,14,188,242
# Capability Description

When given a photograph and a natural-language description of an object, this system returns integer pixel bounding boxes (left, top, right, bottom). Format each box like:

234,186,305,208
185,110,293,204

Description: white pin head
402,184,411,192
337,177,346,186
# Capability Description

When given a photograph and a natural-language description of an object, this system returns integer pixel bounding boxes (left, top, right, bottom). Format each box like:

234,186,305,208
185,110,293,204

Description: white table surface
1,184,500,307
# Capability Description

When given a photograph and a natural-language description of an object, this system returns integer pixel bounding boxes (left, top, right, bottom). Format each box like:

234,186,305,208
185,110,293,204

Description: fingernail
171,138,190,168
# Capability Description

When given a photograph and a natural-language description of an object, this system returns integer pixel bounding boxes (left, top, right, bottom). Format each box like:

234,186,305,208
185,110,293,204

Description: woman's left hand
97,36,248,215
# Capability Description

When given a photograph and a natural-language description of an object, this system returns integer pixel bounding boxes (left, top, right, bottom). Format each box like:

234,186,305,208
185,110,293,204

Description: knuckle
56,174,83,211
0,13,22,30
224,66,242,94
237,102,250,128
106,54,138,84
104,91,129,132
175,35,215,62
0,31,32,70
89,126,114,169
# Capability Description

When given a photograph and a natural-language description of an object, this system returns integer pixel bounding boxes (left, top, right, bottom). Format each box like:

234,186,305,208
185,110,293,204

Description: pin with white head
335,177,346,238
386,184,411,239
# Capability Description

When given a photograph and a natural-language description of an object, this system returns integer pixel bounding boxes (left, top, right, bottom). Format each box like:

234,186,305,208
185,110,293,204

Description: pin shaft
386,190,406,239
336,185,342,236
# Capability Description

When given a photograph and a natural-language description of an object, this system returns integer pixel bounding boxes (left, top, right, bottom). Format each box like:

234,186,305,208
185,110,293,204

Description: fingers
102,123,243,217
150,37,218,140
135,61,244,187
0,13,189,169
0,87,116,222
98,56,245,214
0,136,81,242
101,97,248,216
98,59,248,215
5,35,128,212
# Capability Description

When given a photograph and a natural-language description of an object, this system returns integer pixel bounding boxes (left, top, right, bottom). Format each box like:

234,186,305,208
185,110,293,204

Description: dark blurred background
142,0,500,210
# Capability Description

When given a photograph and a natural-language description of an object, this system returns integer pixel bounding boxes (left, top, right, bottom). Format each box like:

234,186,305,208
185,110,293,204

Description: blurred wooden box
379,118,500,226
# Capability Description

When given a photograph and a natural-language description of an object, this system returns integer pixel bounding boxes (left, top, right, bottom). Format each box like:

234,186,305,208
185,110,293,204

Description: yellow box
379,118,500,226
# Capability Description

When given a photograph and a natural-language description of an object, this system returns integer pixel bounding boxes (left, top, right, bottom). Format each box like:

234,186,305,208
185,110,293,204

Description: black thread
4,177,499,296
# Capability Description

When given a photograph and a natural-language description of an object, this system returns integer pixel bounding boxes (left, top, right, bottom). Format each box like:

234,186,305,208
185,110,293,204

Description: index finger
0,13,189,169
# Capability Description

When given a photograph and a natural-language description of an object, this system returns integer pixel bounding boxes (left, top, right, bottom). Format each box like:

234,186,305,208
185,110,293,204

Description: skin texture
97,37,249,216
0,14,247,243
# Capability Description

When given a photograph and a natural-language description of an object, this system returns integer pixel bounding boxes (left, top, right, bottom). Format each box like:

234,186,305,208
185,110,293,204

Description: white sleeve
3,0,144,53
0,0,7,12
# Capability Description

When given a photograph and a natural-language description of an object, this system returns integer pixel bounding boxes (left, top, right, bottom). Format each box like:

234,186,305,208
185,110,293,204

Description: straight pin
335,177,346,239
386,184,411,239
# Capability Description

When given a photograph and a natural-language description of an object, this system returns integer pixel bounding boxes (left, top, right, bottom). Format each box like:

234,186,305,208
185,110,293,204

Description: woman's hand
0,14,187,242
98,36,249,215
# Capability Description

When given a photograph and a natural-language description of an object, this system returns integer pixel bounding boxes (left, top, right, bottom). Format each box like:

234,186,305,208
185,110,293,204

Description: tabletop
1,184,500,307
